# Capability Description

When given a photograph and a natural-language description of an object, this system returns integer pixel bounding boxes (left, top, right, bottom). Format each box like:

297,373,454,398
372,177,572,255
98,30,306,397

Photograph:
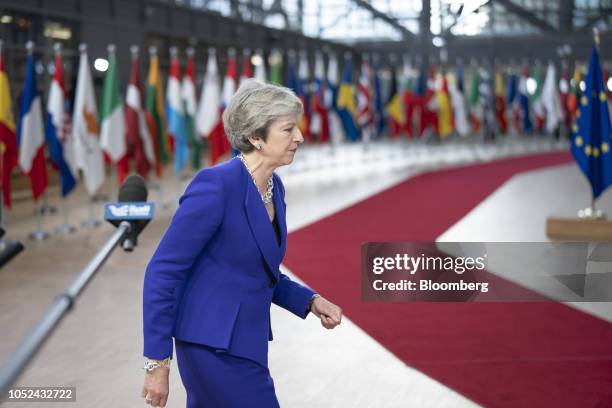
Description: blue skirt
175,339,280,408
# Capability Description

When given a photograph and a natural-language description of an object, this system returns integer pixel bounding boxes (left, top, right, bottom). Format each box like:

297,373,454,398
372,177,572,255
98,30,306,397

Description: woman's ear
247,135,263,150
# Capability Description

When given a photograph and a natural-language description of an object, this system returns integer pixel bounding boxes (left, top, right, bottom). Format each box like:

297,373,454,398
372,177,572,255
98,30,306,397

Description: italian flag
468,64,481,133
99,45,128,183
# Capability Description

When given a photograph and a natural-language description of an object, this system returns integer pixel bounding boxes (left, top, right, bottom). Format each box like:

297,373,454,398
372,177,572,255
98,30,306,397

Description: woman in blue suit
141,79,343,407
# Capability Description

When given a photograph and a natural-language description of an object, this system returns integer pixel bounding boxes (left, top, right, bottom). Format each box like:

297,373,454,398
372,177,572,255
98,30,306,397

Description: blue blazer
143,157,315,368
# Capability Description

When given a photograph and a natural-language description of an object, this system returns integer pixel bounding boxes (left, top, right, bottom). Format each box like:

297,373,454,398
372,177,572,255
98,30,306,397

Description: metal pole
0,39,3,226
0,119,4,228
0,221,130,397
29,203,50,240
56,198,77,235
592,28,599,217
82,198,101,228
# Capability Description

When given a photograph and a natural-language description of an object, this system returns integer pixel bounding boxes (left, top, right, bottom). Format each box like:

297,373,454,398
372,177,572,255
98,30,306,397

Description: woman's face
260,115,304,166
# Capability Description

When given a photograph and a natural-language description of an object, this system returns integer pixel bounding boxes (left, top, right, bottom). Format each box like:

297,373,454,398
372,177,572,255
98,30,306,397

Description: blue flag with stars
570,46,612,199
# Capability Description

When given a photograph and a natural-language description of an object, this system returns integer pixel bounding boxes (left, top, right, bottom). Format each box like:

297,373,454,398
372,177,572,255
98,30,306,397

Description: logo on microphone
104,202,155,221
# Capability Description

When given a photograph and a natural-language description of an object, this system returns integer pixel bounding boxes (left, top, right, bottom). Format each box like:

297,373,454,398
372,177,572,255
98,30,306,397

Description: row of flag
0,43,375,210
0,42,610,209
378,51,611,199
263,49,612,148
0,43,262,208
366,57,612,141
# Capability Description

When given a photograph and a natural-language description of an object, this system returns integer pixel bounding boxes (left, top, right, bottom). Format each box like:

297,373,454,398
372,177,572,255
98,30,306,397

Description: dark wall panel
115,0,140,24
144,3,168,32
81,0,112,19
170,8,191,37
42,0,78,14
6,0,39,8
195,14,215,39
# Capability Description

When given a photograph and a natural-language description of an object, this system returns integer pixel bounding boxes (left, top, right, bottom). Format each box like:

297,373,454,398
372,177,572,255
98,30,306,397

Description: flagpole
107,43,120,202
361,53,371,155
76,43,102,228
186,46,201,172
591,28,601,219
149,45,170,210
131,44,160,206
170,44,181,193
22,41,49,240
106,43,117,197
0,39,4,226
0,161,3,230
546,27,612,239
92,44,119,226
327,50,338,159
80,197,101,228
0,110,4,227
30,203,49,240
38,193,57,216
171,44,183,205
577,28,606,220
52,42,76,235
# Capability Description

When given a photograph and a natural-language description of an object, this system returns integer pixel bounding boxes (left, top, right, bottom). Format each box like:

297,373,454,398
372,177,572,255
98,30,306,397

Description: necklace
238,154,274,204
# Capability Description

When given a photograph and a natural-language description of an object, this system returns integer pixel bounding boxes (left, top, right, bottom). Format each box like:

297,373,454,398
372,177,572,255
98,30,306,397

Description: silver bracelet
143,357,171,373
309,293,321,311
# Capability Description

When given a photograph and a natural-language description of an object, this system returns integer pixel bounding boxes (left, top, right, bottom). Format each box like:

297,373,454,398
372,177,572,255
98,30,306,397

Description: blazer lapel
243,169,280,281
273,176,287,259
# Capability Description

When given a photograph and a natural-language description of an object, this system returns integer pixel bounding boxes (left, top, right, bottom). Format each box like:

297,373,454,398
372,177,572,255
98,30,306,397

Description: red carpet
284,152,612,407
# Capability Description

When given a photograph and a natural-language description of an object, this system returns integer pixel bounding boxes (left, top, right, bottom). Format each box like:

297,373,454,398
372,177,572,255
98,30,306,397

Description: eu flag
570,46,612,199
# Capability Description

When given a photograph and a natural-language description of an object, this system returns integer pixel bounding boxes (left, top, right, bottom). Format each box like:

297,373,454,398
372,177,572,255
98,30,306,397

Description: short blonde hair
222,78,303,153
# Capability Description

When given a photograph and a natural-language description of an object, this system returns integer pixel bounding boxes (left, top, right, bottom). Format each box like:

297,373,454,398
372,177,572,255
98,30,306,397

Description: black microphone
104,175,155,252
0,227,23,270
118,174,148,202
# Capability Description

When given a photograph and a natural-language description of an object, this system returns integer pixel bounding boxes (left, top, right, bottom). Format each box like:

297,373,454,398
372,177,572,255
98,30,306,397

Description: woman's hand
310,296,342,329
141,366,170,407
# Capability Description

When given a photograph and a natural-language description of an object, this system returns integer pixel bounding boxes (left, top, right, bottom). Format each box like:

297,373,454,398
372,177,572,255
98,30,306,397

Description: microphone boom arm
0,221,131,398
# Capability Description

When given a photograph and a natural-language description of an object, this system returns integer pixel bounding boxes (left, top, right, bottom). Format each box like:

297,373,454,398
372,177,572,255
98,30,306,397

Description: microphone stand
0,221,131,397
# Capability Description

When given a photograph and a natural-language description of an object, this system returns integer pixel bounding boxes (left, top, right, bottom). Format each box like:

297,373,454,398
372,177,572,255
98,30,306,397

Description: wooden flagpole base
546,217,612,241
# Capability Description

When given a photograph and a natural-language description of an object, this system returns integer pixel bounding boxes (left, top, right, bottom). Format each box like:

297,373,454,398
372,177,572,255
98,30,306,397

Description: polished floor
0,136,608,407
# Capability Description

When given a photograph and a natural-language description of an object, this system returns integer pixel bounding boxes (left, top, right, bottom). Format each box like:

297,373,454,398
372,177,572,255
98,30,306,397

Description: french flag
17,46,47,201
45,47,77,197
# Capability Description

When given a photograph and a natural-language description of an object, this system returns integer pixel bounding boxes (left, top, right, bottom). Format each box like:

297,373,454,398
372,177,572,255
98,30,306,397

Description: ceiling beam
351,0,415,39
494,0,556,33
579,9,612,33
265,0,289,29
442,0,491,37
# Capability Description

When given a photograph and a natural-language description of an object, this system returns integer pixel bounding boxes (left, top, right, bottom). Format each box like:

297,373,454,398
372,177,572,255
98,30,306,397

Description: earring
257,144,262,150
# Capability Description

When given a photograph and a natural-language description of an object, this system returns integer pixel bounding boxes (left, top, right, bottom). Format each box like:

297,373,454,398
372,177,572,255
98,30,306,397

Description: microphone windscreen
118,175,148,202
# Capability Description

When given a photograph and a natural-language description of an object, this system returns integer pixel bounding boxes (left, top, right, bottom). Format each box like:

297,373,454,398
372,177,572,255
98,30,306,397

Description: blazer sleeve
271,174,316,319
272,273,316,319
143,169,225,359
